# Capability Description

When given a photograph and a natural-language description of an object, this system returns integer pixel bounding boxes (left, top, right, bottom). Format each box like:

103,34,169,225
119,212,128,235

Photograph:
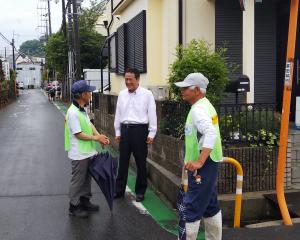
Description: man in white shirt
175,73,222,240
65,80,110,218
114,68,157,202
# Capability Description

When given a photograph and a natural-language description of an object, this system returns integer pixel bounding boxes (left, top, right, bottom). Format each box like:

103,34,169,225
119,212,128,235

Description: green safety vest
64,104,95,153
184,97,223,163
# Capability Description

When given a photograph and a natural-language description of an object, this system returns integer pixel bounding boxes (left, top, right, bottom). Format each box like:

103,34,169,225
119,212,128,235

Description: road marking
125,186,149,215
53,102,65,117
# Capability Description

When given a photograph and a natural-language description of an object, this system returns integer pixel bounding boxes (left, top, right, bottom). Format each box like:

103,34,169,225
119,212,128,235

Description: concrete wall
287,130,300,189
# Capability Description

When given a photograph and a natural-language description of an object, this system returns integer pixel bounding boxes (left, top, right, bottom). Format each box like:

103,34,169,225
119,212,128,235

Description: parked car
17,82,24,90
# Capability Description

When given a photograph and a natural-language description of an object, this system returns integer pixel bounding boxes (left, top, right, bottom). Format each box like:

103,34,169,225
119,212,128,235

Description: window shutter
115,10,147,75
126,20,135,69
117,24,126,74
134,10,146,72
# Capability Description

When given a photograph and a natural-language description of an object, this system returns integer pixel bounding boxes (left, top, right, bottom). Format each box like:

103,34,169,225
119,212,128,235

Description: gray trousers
69,157,92,206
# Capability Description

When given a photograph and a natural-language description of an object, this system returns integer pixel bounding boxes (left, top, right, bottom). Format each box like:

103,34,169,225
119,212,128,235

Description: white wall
185,0,215,48
16,64,42,88
243,0,255,103
2,61,10,80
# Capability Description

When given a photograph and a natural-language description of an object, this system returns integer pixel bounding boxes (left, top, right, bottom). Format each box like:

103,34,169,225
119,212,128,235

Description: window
115,10,146,74
16,67,22,70
29,67,36,70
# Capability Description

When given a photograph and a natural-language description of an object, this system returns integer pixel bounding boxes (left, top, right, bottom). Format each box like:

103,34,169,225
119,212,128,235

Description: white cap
174,73,209,89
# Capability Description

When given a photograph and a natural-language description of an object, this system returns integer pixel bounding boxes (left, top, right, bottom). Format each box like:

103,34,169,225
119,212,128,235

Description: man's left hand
146,137,154,144
185,160,204,172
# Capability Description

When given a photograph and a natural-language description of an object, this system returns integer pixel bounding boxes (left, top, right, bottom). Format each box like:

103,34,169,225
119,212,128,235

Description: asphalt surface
0,89,174,240
223,223,300,240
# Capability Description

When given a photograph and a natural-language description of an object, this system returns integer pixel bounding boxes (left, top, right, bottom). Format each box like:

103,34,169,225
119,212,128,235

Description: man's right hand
94,134,110,145
115,136,121,143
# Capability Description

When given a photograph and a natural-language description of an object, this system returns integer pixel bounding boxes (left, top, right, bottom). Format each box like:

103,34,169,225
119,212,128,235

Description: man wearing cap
175,73,222,240
65,80,110,218
114,68,157,202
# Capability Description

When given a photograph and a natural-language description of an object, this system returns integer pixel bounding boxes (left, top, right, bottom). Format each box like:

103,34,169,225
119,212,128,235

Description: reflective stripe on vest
64,104,95,153
184,97,223,163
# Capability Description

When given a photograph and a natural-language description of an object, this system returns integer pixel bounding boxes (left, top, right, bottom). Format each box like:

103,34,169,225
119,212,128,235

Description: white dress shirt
114,86,157,138
191,102,217,149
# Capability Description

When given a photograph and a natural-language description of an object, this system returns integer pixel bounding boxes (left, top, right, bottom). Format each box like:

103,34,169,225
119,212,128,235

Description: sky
0,0,90,57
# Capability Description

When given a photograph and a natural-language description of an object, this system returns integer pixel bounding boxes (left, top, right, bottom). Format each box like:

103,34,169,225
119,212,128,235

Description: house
0,58,10,80
16,62,42,89
101,0,296,116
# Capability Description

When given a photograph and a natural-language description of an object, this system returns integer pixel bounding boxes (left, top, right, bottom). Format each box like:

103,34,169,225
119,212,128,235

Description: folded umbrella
89,152,118,211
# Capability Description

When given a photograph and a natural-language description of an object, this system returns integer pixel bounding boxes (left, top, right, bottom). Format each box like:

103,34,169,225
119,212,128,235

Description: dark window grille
115,10,147,74
116,24,126,74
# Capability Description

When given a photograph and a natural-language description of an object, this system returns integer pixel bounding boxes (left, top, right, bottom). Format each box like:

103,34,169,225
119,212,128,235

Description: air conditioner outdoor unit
147,86,169,100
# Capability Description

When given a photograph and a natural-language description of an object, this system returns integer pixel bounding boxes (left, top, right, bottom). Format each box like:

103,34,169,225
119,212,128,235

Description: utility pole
11,38,16,71
61,0,67,100
45,18,49,40
47,0,52,36
67,2,74,100
276,0,299,226
72,0,81,80
62,0,67,38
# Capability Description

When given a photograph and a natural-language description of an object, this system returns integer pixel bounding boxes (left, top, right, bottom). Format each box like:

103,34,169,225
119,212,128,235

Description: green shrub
168,39,229,104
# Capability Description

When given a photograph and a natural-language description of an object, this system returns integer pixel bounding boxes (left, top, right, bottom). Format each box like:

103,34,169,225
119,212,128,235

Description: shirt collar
128,86,140,94
72,100,86,112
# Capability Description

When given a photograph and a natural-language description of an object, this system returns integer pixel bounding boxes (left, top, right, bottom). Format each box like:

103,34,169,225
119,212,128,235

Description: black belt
121,123,148,128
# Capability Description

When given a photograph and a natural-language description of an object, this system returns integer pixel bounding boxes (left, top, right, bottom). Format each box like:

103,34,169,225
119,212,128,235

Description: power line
0,32,12,45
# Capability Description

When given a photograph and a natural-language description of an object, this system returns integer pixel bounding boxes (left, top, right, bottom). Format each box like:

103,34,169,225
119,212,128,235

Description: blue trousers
183,157,220,222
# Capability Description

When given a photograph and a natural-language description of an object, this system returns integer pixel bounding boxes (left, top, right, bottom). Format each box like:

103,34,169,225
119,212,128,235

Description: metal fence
160,101,280,146
216,103,279,145
93,93,283,193
219,146,279,193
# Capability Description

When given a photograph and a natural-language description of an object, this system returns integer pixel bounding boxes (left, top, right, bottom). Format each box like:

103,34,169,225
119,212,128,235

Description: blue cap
71,80,96,94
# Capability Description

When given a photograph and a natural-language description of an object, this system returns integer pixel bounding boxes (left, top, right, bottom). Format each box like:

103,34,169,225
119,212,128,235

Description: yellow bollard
222,157,243,228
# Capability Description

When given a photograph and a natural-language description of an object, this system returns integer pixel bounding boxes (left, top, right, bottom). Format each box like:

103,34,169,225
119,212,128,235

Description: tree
44,33,68,74
168,40,230,105
19,39,45,57
44,1,106,76
0,60,5,81
79,1,106,69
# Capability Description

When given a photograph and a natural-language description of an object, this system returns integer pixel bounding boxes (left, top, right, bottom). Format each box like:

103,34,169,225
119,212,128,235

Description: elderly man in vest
65,80,110,218
175,73,222,240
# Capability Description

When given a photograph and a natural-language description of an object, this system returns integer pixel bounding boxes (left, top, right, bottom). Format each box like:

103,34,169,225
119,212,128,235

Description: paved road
0,89,174,240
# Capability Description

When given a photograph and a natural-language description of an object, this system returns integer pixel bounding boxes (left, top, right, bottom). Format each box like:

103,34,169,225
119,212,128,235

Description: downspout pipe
178,0,183,46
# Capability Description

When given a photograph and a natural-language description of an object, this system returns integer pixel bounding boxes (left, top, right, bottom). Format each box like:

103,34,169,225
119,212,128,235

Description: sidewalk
223,223,300,240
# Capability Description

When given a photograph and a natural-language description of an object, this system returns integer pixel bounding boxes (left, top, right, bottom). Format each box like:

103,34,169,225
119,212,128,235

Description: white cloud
0,0,91,49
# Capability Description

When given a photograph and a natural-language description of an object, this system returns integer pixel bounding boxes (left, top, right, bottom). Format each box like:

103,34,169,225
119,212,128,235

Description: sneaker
80,197,99,212
135,194,144,202
69,204,88,218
